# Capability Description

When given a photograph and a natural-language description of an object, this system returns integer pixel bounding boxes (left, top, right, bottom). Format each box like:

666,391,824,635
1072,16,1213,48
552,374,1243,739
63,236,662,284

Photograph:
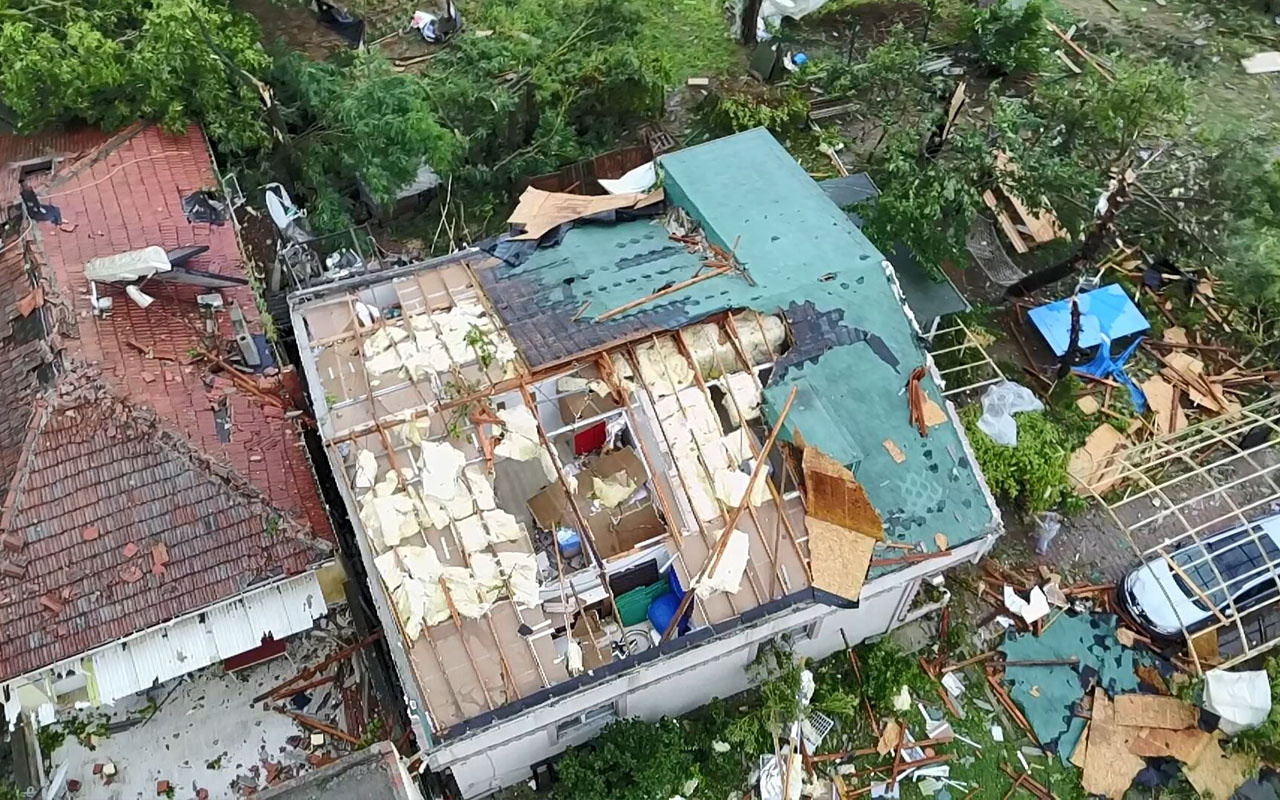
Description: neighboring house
289,128,1001,798
0,124,339,732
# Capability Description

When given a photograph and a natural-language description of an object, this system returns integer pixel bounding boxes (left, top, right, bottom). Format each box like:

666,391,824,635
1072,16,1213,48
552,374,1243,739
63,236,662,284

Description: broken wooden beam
593,265,732,322
252,632,382,703
279,709,361,746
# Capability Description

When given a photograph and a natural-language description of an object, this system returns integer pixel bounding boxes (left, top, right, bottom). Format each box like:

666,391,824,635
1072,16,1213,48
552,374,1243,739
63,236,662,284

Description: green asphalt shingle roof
477,128,997,551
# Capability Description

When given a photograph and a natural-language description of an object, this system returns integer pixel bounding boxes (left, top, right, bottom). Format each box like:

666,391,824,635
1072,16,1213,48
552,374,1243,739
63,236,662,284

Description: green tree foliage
1031,58,1188,170
960,0,1051,75
806,25,933,114
419,0,670,236
269,51,460,233
859,124,991,276
858,56,1185,278
960,405,1078,514
0,0,270,154
555,718,695,800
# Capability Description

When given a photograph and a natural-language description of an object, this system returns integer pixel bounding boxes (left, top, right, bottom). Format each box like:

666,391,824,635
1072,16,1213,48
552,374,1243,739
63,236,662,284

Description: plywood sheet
802,447,884,540
1127,727,1212,763
806,515,874,602
1183,734,1253,800
508,187,663,240
1081,690,1146,800
1113,694,1198,729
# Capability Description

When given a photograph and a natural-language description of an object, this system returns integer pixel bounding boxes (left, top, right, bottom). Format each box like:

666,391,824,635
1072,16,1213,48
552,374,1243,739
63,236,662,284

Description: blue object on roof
1027,284,1149,357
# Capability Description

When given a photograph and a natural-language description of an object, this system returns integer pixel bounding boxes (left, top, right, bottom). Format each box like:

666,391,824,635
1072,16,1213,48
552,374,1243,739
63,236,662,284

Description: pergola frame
1075,394,1280,671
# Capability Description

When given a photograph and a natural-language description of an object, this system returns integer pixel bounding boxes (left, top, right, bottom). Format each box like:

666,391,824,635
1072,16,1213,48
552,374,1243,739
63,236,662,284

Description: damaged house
289,128,1001,797
0,125,338,735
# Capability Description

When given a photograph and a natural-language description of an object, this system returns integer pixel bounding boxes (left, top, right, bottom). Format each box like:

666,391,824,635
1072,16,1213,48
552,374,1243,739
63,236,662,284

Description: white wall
436,566,944,798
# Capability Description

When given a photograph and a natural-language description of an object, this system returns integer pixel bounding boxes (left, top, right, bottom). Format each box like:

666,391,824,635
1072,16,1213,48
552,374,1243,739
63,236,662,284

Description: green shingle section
488,129,996,552
999,613,1150,763
659,129,995,551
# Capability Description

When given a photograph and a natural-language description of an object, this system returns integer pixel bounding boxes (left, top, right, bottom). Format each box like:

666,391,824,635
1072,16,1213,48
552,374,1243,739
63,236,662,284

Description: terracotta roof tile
0,125,334,682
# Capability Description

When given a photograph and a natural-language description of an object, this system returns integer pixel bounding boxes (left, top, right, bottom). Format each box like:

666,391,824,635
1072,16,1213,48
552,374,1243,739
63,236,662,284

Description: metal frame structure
928,317,1005,398
1074,394,1280,671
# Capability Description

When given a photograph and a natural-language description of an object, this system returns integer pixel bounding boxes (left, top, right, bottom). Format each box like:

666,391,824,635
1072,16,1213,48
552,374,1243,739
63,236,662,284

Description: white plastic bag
1204,669,1272,734
976,380,1044,447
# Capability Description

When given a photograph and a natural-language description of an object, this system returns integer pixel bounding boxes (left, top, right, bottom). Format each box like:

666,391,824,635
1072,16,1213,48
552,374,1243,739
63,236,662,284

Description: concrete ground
51,619,362,800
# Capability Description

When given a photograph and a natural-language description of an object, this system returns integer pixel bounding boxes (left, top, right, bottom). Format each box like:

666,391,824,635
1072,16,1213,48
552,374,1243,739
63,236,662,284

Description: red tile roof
0,125,333,682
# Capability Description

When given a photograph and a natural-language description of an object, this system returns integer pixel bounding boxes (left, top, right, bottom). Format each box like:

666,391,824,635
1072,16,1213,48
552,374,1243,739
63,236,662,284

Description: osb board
806,515,874,602
802,447,883,540
1127,727,1213,763
1113,694,1199,730
1081,690,1146,800
508,187,663,240
1068,423,1130,495
1182,734,1253,800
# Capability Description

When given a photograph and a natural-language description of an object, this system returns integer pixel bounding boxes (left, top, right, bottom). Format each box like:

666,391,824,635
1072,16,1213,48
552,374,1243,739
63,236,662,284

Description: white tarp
1204,669,1272,734
599,161,657,195
977,381,1044,447
84,246,171,282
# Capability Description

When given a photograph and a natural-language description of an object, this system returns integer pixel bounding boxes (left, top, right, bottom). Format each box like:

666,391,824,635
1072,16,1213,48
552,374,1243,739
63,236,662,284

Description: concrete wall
431,534,994,798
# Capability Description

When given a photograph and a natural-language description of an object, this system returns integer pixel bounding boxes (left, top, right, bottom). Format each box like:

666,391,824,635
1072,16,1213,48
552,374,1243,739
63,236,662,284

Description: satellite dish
265,189,295,233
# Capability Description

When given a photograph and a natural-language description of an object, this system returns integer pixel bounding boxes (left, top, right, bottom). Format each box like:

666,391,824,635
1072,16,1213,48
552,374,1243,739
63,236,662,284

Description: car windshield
1171,525,1280,611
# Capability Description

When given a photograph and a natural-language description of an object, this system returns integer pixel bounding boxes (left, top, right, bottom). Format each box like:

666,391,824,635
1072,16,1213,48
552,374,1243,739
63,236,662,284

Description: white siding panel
242,586,290,641
279,573,327,633
90,645,138,706
207,601,259,659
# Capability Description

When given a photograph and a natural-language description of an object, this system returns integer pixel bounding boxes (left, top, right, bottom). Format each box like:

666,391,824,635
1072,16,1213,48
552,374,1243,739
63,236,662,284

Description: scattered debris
1241,51,1280,74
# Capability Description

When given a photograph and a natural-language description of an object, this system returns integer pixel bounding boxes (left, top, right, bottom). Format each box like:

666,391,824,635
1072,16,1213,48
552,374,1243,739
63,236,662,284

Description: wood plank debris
992,151,1067,246
1112,694,1199,729
982,190,1030,254
593,265,732,322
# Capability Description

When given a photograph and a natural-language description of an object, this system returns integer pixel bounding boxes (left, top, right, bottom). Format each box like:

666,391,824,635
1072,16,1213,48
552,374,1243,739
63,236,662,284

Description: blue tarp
1027,284,1149,357
1027,284,1151,412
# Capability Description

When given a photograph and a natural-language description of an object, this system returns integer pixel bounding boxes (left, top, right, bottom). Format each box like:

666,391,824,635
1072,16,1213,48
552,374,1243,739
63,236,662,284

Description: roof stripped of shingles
476,128,998,553
0,124,333,682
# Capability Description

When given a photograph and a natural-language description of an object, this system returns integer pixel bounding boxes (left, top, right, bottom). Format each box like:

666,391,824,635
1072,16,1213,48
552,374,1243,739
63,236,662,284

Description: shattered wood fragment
906,366,928,437
882,439,906,463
